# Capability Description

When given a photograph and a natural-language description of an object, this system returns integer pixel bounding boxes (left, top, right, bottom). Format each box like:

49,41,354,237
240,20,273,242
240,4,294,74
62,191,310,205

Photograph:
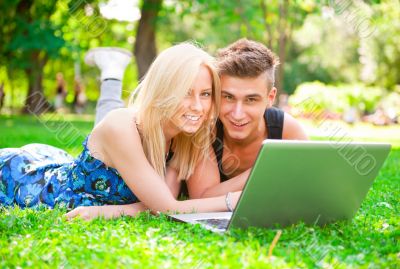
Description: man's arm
187,148,250,199
282,112,308,140
190,169,251,199
187,113,308,199
165,166,181,199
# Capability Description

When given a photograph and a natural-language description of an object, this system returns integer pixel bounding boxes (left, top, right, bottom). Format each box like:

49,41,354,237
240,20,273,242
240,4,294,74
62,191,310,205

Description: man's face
219,74,277,142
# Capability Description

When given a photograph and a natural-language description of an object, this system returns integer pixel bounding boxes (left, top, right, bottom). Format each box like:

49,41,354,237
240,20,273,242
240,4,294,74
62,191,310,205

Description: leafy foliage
359,0,400,90
289,82,387,115
1,0,400,113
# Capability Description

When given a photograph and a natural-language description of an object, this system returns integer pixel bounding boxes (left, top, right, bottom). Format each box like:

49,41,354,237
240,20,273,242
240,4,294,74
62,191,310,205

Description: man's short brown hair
217,38,279,90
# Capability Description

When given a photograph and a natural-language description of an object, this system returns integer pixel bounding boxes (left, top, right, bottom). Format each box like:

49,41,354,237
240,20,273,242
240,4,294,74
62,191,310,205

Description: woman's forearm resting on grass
65,191,241,221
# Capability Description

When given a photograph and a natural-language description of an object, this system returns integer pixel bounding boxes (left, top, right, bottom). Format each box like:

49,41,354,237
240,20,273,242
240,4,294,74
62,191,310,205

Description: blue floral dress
0,136,137,209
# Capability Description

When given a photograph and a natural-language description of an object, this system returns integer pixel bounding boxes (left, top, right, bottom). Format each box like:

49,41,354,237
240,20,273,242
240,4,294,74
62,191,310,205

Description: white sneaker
84,47,132,81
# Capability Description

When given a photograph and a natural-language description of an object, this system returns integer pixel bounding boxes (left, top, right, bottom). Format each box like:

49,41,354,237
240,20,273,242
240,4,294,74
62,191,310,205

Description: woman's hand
65,206,108,221
64,202,147,221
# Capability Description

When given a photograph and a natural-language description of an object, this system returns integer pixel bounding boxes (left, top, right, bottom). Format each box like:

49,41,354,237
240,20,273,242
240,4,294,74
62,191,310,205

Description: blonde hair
129,42,220,180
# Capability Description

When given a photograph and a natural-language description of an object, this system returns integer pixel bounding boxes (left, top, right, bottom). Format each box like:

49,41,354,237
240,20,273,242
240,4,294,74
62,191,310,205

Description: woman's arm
65,166,181,221
65,202,147,220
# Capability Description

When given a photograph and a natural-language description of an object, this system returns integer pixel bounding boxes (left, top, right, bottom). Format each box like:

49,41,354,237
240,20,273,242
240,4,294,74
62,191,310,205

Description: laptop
169,140,391,233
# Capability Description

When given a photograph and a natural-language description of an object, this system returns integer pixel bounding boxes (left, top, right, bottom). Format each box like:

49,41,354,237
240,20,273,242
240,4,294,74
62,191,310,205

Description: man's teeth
184,115,201,121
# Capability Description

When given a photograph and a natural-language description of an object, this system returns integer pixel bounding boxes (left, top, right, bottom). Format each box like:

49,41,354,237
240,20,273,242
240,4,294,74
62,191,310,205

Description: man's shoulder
282,112,308,140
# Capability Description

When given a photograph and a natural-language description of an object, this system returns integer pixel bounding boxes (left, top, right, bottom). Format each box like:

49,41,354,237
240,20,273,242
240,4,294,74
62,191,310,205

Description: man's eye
223,95,233,100
246,98,256,103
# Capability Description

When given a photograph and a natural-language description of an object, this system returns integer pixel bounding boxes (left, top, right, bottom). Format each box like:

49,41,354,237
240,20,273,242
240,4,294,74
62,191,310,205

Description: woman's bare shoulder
89,108,141,164
94,108,137,135
102,108,136,126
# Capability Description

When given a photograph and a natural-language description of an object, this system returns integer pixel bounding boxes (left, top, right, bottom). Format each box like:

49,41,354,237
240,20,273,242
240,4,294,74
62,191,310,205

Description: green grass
0,114,93,156
0,114,399,268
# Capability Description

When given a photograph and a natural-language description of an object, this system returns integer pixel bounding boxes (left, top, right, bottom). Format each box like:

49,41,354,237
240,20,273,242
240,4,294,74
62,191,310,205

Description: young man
187,39,308,198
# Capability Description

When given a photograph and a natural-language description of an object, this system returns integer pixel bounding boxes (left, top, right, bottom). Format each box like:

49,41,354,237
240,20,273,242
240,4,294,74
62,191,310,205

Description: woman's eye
201,92,211,97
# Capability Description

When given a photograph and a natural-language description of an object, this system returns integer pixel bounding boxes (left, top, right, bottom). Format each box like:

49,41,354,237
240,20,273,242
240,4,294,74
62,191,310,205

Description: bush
288,82,386,116
380,89,400,121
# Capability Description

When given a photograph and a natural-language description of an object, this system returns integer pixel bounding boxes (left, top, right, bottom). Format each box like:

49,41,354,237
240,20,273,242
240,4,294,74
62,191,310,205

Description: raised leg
84,47,132,126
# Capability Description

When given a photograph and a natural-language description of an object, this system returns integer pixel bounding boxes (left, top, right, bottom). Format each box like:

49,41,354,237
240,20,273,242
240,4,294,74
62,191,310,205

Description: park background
0,0,399,268
0,0,399,123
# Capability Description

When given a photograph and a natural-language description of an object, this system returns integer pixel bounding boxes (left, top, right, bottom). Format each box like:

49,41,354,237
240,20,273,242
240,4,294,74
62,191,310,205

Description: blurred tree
258,0,316,95
1,0,398,114
157,0,315,95
290,0,400,93
1,0,65,114
0,0,110,112
134,0,163,79
292,14,361,84
360,0,400,91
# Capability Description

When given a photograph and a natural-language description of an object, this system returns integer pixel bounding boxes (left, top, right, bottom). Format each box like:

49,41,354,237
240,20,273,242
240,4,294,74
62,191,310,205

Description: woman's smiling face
169,65,214,134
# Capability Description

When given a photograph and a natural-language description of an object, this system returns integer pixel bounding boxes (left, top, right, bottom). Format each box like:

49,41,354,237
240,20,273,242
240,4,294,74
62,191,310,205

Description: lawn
0,114,399,268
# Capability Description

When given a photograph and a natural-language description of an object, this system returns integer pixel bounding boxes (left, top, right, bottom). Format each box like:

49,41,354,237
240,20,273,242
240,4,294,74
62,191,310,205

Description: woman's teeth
184,115,201,121
232,121,248,127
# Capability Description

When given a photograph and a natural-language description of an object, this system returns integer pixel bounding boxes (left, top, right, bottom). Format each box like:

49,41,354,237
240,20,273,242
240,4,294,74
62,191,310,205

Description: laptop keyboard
195,218,230,230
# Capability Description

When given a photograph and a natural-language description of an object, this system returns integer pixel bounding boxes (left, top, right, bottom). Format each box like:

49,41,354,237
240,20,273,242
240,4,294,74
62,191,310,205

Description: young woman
0,43,241,220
